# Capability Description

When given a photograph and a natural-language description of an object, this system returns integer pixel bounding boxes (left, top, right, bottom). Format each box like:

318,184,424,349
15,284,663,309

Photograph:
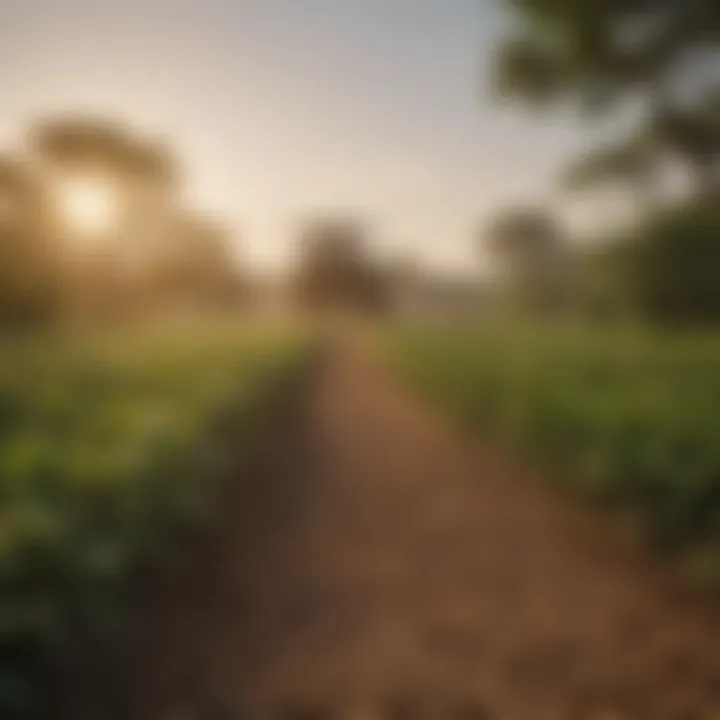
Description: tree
483,206,572,315
563,130,663,210
27,116,188,318
630,200,720,323
29,116,179,234
494,0,720,198
0,157,58,327
293,218,387,314
0,114,245,326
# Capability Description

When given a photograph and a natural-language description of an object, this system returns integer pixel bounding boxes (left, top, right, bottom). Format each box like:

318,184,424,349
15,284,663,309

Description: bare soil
75,344,720,720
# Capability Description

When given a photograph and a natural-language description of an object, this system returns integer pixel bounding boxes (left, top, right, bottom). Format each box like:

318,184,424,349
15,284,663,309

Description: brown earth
77,344,720,720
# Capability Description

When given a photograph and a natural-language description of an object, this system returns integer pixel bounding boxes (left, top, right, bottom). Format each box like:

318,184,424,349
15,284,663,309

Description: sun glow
58,178,121,238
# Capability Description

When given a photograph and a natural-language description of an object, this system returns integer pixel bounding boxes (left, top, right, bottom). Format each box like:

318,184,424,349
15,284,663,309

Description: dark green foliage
0,328,310,718
495,0,720,197
630,202,720,323
575,239,636,320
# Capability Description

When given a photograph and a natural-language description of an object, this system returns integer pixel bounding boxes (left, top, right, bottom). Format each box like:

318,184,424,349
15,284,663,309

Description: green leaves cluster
0,327,310,718
495,0,720,195
498,0,720,103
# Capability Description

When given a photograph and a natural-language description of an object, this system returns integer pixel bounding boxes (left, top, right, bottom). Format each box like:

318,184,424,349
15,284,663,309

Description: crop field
0,323,312,717
383,324,720,572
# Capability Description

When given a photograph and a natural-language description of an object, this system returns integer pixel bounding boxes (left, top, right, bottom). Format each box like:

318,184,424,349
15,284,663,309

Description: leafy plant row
0,326,313,718
384,325,720,574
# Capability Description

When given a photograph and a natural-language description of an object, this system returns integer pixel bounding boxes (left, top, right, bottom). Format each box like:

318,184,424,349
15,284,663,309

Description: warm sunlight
2,1,720,717
57,178,120,238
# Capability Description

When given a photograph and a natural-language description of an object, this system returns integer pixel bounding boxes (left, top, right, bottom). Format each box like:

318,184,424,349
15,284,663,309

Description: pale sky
0,0,604,272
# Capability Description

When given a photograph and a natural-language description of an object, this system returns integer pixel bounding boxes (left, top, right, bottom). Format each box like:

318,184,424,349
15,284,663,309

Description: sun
58,178,121,238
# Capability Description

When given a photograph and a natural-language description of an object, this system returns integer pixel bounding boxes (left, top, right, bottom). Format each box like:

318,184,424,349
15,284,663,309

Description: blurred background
0,0,718,325
1,0,720,718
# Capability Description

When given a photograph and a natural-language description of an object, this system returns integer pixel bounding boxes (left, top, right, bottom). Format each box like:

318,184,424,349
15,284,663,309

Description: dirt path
91,345,720,720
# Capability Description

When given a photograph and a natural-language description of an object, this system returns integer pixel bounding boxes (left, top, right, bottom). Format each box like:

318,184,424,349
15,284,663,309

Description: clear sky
0,0,601,272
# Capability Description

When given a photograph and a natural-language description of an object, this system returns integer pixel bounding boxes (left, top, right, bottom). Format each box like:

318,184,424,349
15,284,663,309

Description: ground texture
78,345,720,720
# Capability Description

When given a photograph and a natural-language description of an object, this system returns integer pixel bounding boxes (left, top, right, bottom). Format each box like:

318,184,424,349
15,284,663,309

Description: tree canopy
0,115,246,328
495,0,720,196
293,218,387,314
